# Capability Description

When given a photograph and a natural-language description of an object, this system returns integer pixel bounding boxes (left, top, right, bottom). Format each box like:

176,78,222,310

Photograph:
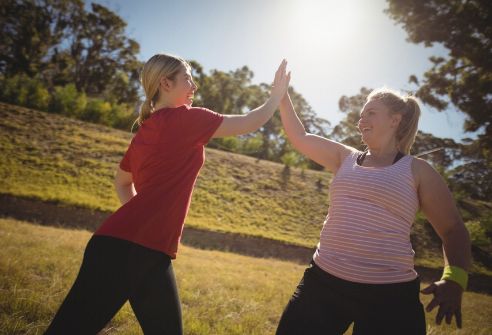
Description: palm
271,59,290,100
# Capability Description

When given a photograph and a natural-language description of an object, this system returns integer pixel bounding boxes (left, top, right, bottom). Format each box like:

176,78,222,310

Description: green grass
1,218,491,334
1,101,491,275
0,102,330,248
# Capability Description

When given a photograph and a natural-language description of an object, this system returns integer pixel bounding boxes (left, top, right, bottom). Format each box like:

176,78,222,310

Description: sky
94,0,471,142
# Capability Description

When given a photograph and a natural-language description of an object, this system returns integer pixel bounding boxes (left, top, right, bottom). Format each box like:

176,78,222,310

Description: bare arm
414,158,472,328
212,98,281,137
279,92,353,173
415,158,471,271
212,60,290,138
114,167,136,205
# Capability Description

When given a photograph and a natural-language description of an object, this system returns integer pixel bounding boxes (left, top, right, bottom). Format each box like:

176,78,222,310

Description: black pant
276,261,426,335
44,235,182,335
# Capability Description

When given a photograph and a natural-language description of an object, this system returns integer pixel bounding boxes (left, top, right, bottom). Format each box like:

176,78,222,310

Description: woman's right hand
270,59,291,103
211,59,291,138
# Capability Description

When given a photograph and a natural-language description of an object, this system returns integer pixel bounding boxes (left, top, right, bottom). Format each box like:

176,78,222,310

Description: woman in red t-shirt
45,54,290,335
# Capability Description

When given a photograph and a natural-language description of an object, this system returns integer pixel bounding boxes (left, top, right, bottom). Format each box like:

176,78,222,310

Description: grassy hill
2,218,491,334
1,102,491,274
0,102,330,247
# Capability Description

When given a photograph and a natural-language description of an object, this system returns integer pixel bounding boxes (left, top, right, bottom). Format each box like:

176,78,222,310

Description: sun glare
288,1,359,59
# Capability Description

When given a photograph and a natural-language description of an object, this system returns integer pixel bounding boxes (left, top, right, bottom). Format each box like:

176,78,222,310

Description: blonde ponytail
397,97,421,154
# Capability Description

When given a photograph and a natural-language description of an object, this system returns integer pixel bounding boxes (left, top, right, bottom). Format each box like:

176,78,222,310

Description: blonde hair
132,53,191,131
367,88,421,154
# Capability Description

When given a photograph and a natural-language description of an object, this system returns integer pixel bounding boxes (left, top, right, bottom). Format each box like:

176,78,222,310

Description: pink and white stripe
313,151,420,284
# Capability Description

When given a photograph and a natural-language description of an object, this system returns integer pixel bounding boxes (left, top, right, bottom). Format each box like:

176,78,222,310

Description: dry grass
1,218,491,335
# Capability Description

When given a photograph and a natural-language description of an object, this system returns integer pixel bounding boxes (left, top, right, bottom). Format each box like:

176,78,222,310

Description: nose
357,118,369,130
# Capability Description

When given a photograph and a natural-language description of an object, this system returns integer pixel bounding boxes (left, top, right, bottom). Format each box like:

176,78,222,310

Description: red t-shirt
95,105,224,258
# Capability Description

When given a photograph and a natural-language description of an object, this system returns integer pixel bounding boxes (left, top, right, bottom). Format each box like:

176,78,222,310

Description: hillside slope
1,102,491,273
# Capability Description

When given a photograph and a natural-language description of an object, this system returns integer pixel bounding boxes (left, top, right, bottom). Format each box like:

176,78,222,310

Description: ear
159,76,173,92
391,113,402,129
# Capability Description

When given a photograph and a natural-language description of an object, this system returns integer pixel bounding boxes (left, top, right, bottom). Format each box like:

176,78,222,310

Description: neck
367,139,399,158
153,98,180,111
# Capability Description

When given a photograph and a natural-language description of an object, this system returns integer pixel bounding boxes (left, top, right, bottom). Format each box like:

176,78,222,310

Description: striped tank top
313,150,420,284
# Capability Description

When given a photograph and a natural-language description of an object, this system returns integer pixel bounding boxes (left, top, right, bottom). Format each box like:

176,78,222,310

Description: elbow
288,131,308,146
441,221,466,240
114,179,132,190
441,222,472,251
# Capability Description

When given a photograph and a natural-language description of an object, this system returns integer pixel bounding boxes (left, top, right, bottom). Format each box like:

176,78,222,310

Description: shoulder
411,156,435,173
411,157,442,188
341,147,362,161
181,106,222,120
346,147,362,155
337,146,361,170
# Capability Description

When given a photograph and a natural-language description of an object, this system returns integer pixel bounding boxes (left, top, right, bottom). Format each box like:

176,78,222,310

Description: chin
360,136,373,147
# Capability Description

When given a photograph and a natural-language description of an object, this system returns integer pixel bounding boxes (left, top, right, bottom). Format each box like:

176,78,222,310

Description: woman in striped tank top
275,88,471,335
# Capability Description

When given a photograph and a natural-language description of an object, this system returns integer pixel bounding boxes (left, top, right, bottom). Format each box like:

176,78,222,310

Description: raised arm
414,158,472,328
212,60,290,138
279,92,353,173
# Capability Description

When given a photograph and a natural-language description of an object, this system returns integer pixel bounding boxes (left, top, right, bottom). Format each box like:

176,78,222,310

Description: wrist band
440,265,468,290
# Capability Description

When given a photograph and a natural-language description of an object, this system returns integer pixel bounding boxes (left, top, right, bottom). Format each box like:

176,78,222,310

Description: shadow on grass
1,192,491,294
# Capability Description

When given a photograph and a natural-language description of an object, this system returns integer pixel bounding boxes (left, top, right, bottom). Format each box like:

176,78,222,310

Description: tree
0,0,82,77
190,61,331,165
385,0,492,199
385,0,492,156
0,0,142,104
332,87,372,150
58,3,141,103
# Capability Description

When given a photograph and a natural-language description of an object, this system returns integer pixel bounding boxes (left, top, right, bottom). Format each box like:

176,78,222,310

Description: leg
44,236,130,335
353,301,426,335
129,255,183,335
276,265,353,335
352,279,427,335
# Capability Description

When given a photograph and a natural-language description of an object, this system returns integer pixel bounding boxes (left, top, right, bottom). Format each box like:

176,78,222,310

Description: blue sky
95,0,470,142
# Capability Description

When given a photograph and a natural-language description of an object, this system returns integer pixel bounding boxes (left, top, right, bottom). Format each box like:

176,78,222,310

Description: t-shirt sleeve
181,107,224,145
119,143,132,172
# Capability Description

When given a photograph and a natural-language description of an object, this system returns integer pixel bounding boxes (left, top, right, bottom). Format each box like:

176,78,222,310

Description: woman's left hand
420,279,464,328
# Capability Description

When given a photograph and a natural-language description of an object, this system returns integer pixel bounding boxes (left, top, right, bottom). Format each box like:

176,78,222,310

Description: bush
80,99,112,124
49,84,87,117
0,74,50,111
209,136,240,152
242,135,263,155
109,103,137,131
281,151,300,168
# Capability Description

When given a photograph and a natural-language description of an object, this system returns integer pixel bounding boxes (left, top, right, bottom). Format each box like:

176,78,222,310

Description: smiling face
358,99,402,149
161,65,197,107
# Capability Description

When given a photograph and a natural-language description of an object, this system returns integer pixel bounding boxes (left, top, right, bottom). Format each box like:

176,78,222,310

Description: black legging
44,235,182,335
276,261,426,335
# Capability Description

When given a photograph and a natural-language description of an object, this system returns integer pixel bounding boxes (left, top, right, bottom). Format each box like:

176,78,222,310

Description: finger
276,66,288,87
277,59,286,74
425,298,440,312
277,59,287,77
274,66,281,85
455,309,462,329
420,283,437,295
435,306,446,325
274,60,285,83
445,311,453,325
